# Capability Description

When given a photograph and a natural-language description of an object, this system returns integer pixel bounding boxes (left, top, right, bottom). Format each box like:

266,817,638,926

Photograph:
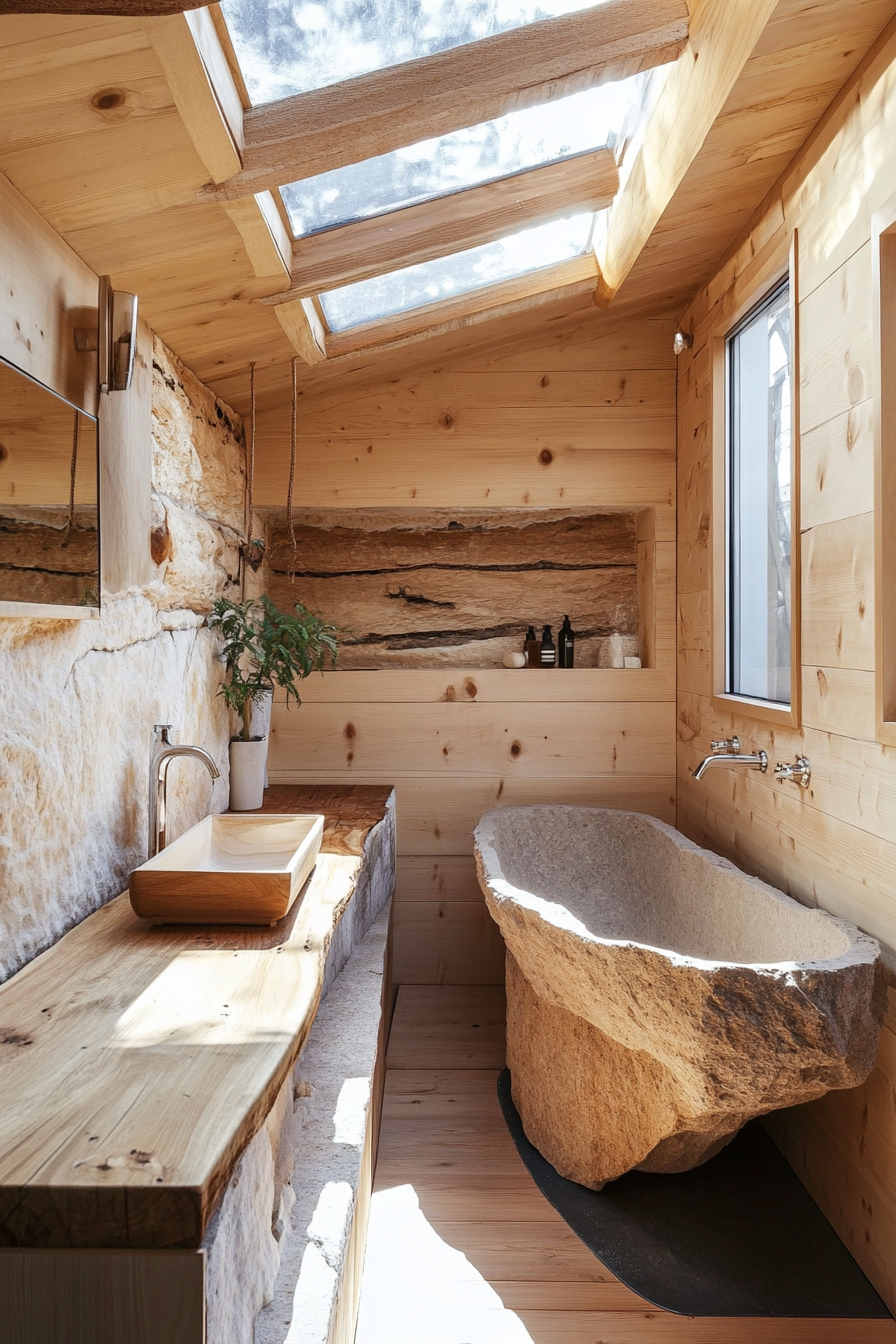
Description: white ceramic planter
249,691,273,788
229,736,268,811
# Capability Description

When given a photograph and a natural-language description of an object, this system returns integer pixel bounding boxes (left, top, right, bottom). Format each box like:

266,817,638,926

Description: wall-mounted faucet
148,724,221,858
692,735,769,781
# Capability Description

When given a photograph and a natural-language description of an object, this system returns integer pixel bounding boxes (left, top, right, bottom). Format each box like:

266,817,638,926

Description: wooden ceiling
1,0,894,422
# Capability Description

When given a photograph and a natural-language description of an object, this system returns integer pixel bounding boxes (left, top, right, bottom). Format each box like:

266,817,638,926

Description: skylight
220,0,613,105
281,75,649,238
320,212,595,332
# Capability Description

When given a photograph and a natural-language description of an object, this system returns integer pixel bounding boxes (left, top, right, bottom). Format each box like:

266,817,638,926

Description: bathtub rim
473,804,881,976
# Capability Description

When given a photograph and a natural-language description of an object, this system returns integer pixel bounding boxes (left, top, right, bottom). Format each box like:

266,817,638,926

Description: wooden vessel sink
129,813,325,925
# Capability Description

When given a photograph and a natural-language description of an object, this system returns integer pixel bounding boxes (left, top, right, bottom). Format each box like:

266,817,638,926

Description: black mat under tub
497,1069,891,1319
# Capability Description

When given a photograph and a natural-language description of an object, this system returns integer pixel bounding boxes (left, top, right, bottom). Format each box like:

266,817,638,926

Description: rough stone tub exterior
474,806,883,1187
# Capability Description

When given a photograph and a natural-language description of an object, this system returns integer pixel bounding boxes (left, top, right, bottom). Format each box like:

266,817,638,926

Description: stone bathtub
473,806,882,1188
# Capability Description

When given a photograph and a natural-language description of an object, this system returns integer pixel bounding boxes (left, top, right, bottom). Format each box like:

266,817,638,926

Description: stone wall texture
261,507,641,669
0,337,244,982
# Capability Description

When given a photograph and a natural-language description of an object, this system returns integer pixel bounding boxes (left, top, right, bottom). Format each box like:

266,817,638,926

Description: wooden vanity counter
0,785,393,1251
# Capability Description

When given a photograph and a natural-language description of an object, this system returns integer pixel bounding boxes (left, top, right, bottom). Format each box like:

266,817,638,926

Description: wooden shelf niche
260,506,660,671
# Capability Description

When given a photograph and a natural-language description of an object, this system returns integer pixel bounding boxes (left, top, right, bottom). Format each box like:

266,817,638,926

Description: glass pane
319,212,594,331
0,359,99,611
727,282,791,704
282,75,650,237
221,0,612,104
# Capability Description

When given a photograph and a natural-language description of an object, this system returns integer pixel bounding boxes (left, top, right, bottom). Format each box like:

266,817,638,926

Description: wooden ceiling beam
221,191,292,282
211,0,688,201
275,297,327,366
144,7,243,182
261,148,619,301
2,2,207,11
144,10,291,282
593,0,780,306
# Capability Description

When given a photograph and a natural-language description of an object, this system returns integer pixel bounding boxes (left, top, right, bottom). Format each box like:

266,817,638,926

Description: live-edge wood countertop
0,785,393,1250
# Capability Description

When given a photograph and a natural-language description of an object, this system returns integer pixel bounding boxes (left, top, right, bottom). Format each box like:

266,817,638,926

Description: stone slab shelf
0,784,394,1252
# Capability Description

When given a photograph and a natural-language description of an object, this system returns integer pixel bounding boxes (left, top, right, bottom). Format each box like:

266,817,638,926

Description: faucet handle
711,736,740,755
153,724,174,744
775,756,811,787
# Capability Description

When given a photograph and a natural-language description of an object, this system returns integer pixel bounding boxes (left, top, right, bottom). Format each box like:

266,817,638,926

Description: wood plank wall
255,317,677,987
675,22,896,1314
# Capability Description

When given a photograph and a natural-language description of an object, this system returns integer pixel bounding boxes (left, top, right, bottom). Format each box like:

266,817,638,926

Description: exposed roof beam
144,8,244,182
259,149,619,302
211,0,688,202
324,252,598,360
4,1,206,10
145,11,290,282
593,0,780,306
275,298,328,366
221,192,292,281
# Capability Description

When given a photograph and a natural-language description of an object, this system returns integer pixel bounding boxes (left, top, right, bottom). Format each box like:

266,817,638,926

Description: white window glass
221,0,615,104
319,212,594,331
282,76,650,236
726,281,792,704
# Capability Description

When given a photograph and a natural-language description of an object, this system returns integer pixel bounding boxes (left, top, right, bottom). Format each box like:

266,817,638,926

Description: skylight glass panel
320,212,595,332
220,0,611,104
282,75,649,237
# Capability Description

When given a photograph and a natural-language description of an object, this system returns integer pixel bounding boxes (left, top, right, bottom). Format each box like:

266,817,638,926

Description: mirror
0,357,100,616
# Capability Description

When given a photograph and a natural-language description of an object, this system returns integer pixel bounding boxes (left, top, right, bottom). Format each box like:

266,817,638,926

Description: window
725,281,792,705
873,198,896,745
281,75,652,237
220,0,613,104
320,212,595,331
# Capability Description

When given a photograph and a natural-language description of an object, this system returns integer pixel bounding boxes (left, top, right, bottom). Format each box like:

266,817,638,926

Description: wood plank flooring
354,986,896,1344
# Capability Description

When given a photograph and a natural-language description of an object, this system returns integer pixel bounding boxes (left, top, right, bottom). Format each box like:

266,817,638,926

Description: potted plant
209,595,339,810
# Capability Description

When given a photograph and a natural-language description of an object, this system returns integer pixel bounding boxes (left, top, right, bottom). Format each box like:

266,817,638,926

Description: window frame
710,232,801,729
873,195,896,746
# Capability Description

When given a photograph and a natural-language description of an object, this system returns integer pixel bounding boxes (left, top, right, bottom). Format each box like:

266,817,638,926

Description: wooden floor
355,985,896,1344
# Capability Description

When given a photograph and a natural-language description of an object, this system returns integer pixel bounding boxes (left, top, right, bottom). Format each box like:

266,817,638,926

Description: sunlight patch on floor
355,1184,535,1344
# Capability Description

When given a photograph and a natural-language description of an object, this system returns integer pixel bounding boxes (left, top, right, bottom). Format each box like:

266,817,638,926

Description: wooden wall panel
264,317,677,986
0,169,97,415
269,701,676,780
675,21,896,1314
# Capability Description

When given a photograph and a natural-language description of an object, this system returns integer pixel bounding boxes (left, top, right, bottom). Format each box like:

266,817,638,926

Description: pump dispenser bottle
558,615,575,668
524,625,541,668
540,624,556,667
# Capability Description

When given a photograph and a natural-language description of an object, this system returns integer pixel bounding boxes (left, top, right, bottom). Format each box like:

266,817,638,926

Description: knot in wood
539,449,553,465
91,88,130,120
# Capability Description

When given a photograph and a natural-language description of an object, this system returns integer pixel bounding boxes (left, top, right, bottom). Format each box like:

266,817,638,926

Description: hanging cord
61,409,80,547
239,362,265,585
287,355,298,578
245,360,256,540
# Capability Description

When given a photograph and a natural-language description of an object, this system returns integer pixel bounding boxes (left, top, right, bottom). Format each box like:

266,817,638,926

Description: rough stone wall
0,337,244,982
150,338,244,611
261,507,642,669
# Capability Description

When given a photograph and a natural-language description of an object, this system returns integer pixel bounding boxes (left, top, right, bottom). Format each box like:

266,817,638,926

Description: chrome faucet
692,735,768,781
148,724,220,858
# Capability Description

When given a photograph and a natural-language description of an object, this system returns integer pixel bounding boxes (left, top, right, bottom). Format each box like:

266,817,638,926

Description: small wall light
75,274,139,393
673,329,693,356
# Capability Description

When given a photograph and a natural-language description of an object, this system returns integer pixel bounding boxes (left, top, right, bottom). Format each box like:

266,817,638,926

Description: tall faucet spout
693,749,768,781
148,725,221,858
